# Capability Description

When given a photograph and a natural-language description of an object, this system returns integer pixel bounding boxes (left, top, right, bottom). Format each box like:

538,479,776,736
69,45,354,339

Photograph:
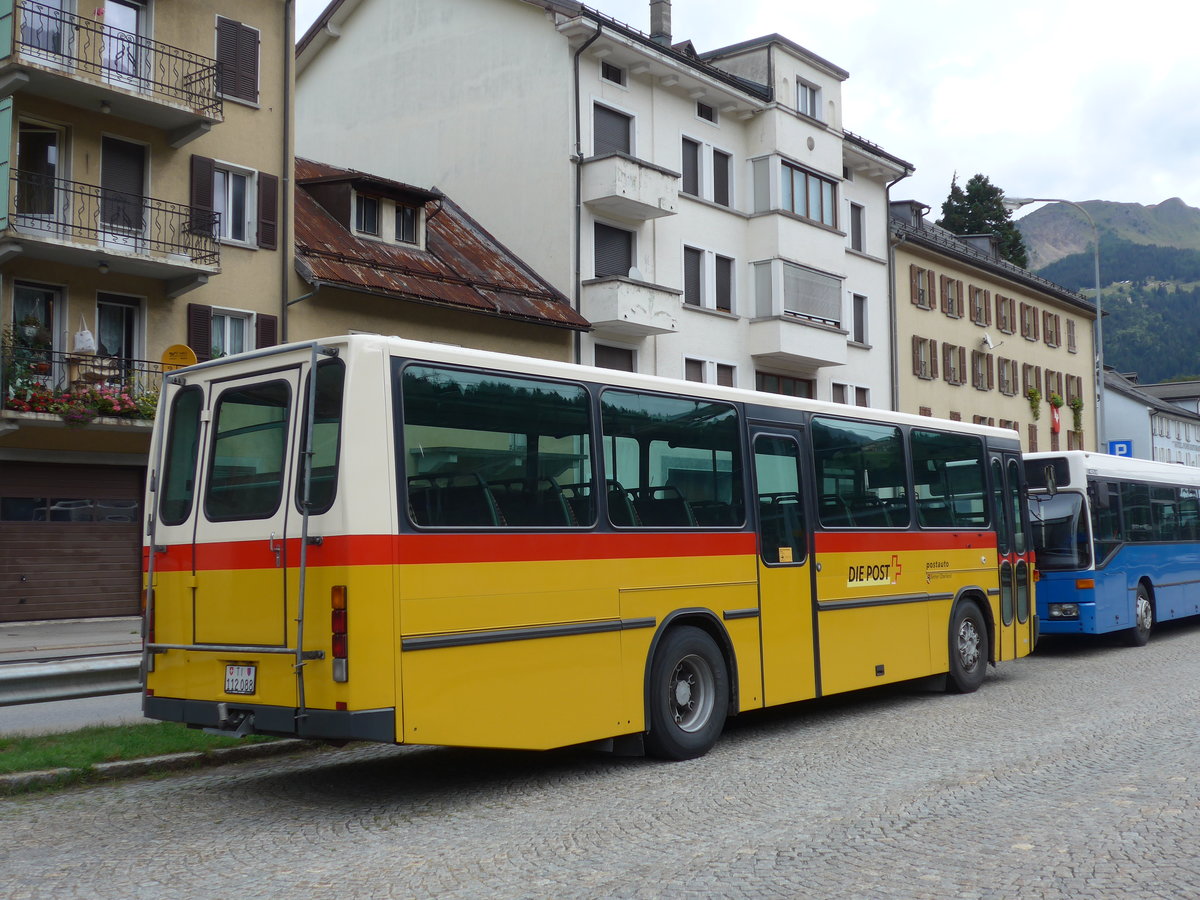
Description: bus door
990,452,1033,660
191,367,304,651
751,428,817,705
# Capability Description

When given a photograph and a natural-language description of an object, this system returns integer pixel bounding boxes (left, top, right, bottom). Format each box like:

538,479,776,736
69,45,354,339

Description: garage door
0,462,144,622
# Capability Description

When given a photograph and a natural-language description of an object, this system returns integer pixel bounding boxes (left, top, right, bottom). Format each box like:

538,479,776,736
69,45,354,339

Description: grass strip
0,721,274,776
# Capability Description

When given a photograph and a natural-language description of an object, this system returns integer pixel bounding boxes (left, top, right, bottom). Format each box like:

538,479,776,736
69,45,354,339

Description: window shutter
910,265,920,306
984,290,992,326
593,105,631,155
987,353,995,390
939,275,947,313
942,344,951,382
215,17,238,97
715,255,732,312
912,335,921,376
190,154,215,235
236,22,259,103
956,281,964,317
683,247,702,305
255,314,278,350
681,138,699,196
217,18,258,103
257,172,278,250
713,150,730,206
930,340,938,380
958,347,966,384
187,303,213,363
594,223,632,277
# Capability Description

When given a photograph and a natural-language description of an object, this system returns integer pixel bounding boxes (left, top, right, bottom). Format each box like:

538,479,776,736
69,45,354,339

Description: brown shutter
987,353,995,390
215,17,238,97
190,154,215,235
236,22,259,102
939,275,948,313
984,290,992,325
256,313,278,349
910,265,920,305
930,340,938,380
257,173,278,250
956,280,964,317
958,347,966,385
216,18,259,103
187,303,213,362
912,335,921,375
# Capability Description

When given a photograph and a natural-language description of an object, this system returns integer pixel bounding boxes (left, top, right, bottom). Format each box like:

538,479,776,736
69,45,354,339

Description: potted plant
1069,396,1085,433
1048,392,1064,410
1026,386,1041,420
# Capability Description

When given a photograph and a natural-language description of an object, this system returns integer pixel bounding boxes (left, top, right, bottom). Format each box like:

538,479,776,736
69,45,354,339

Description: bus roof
173,334,1021,444
1026,450,1200,488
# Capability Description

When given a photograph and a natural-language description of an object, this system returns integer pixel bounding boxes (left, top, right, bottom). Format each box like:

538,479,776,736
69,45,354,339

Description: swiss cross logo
890,555,902,582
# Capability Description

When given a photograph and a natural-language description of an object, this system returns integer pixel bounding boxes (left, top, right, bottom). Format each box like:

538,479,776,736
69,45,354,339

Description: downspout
281,0,295,342
885,168,912,412
572,22,602,366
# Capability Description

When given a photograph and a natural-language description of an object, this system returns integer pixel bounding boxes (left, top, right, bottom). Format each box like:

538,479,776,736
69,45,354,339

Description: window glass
1090,481,1123,562
754,435,806,564
1121,482,1153,542
810,417,908,527
402,366,593,528
1028,491,1088,570
205,381,291,521
296,360,346,515
911,430,987,528
601,390,743,527
991,458,1009,555
1008,458,1026,554
160,387,203,525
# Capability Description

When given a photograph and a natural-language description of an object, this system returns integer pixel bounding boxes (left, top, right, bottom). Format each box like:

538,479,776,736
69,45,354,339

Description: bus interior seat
606,480,641,526
490,478,575,526
819,495,852,527
408,474,505,527
631,485,697,527
844,493,891,527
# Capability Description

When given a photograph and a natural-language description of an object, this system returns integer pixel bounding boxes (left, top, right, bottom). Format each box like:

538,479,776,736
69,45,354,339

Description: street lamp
1003,196,1104,451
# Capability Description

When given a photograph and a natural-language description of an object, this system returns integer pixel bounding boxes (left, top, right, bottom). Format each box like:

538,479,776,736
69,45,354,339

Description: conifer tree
936,173,1029,268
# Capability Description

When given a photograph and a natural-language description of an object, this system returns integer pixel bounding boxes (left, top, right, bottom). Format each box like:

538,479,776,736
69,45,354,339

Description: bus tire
1124,584,1153,647
947,599,987,694
644,625,729,760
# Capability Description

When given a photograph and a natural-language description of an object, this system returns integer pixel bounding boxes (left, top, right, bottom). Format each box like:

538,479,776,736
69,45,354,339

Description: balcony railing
13,0,222,119
2,344,166,422
9,170,220,268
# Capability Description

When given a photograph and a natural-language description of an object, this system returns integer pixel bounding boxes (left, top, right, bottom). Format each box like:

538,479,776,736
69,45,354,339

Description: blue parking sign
1109,440,1133,456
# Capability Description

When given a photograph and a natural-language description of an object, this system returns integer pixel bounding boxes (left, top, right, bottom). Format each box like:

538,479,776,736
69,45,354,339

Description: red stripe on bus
145,531,758,571
815,531,996,553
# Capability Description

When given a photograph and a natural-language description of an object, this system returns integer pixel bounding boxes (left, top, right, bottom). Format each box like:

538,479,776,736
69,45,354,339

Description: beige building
891,201,1097,452
0,1,293,621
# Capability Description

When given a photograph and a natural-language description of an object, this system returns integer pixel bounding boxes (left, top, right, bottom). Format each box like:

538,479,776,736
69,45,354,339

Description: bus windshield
1029,491,1090,570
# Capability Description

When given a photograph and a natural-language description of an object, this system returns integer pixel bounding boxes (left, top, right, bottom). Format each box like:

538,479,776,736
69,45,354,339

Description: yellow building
891,201,1097,452
0,1,293,620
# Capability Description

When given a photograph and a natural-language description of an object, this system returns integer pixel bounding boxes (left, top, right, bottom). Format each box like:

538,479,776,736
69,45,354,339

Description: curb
0,738,314,796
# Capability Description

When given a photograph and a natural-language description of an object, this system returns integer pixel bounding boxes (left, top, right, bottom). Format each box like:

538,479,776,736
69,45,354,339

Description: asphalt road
4,621,1200,898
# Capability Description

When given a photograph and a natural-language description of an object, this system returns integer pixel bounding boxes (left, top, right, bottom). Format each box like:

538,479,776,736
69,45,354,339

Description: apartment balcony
748,314,848,369
582,153,678,221
2,170,219,296
581,276,679,337
0,1,222,146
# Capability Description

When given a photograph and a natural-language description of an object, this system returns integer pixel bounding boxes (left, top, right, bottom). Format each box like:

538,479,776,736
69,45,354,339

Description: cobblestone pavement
4,622,1200,899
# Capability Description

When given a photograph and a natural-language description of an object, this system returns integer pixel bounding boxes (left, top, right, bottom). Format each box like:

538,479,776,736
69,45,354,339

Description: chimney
650,0,671,46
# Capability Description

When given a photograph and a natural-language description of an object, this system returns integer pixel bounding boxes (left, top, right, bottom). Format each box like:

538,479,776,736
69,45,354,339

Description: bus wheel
1124,585,1153,647
644,626,729,760
947,600,987,694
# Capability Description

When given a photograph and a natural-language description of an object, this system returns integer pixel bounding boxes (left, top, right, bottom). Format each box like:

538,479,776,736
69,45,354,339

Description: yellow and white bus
142,335,1036,759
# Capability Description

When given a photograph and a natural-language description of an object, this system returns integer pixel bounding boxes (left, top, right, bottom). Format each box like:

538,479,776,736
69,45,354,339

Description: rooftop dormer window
355,194,380,236
352,188,425,247
396,203,419,245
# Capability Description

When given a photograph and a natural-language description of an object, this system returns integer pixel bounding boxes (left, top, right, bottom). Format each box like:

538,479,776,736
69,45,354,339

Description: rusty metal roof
294,158,589,331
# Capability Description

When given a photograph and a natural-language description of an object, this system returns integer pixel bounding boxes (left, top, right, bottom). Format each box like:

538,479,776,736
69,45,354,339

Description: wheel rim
1135,593,1153,633
957,617,981,671
669,653,716,733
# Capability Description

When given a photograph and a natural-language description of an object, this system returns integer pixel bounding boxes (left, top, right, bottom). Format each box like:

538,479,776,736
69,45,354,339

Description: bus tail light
331,585,348,683
1075,578,1095,590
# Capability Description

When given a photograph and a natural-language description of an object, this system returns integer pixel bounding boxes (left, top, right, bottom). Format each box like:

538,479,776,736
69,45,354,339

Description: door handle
269,532,281,568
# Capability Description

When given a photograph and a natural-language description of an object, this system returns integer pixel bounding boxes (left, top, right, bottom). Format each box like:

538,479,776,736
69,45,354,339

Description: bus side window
160,386,203,526
296,358,346,515
810,417,908,528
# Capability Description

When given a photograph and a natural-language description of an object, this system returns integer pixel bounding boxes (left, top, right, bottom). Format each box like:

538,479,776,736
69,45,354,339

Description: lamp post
1004,196,1104,452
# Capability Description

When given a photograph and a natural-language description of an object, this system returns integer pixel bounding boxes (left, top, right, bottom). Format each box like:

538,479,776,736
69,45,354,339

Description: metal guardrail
0,654,141,706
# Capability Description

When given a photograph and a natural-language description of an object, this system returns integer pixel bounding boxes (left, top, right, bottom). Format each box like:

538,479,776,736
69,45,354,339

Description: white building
1113,375,1200,464
296,0,911,405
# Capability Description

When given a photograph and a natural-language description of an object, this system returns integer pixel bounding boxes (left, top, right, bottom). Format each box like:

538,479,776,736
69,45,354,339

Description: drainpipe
885,168,912,412
572,22,602,366
281,0,295,342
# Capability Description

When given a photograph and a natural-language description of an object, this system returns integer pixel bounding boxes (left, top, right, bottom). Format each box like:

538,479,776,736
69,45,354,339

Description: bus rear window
205,381,291,521
160,387,203,526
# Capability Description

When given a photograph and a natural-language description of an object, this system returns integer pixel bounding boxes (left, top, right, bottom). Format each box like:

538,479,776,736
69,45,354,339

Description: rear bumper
144,696,396,743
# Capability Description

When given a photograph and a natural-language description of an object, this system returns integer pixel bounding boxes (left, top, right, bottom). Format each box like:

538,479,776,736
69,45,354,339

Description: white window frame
210,306,252,358
849,202,865,252
681,135,734,208
682,245,735,315
213,160,257,246
796,78,820,119
684,357,737,387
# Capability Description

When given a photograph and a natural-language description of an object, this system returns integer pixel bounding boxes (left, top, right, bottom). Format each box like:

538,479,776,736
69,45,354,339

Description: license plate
224,664,256,695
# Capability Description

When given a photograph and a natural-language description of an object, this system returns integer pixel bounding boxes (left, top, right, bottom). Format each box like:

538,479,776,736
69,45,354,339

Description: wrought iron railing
9,170,220,267
1,343,167,421
13,0,222,119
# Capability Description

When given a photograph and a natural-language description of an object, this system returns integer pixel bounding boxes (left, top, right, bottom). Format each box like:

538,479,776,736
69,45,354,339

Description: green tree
936,173,1029,268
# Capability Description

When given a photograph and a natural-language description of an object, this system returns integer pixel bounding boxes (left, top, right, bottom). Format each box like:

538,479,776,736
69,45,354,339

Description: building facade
0,0,293,621
295,0,911,405
891,201,1098,452
1117,376,1200,464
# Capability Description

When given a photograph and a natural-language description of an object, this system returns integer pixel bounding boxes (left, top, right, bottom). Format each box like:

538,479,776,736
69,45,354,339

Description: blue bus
1026,451,1200,645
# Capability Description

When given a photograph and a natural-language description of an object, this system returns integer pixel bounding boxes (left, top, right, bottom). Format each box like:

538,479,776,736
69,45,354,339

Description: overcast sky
296,0,1199,215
